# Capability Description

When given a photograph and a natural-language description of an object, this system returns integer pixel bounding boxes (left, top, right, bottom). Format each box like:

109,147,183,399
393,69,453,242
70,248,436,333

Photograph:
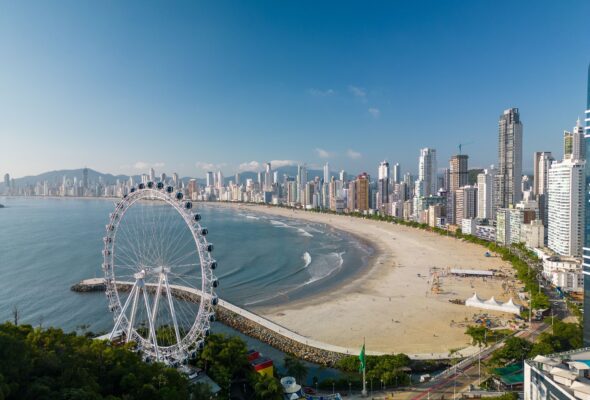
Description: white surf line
78,278,479,360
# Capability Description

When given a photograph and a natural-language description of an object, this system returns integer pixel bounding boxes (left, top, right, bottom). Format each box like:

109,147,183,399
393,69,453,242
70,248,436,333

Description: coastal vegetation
0,323,289,400
475,319,583,367
334,354,411,387
0,322,203,399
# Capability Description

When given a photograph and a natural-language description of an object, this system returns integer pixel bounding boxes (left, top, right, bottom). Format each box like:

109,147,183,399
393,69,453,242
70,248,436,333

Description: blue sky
1,1,589,179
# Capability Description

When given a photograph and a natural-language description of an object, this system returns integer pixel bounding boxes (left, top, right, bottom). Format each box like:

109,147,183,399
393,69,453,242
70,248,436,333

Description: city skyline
2,1,590,178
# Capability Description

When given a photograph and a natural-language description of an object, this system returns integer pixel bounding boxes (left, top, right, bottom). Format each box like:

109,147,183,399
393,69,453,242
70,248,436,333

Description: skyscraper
582,64,590,345
417,148,437,198
264,162,272,191
564,119,585,161
3,173,9,188
449,155,469,192
494,108,523,214
476,166,495,220
533,151,554,230
548,158,584,257
378,160,390,211
355,173,370,211
448,154,468,224
455,185,478,227
149,168,156,182
206,171,214,187
323,162,330,184
392,163,401,184
339,170,347,183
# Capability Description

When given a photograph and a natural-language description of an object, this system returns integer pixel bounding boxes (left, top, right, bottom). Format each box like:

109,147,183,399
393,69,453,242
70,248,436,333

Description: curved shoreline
202,202,378,309
206,202,517,355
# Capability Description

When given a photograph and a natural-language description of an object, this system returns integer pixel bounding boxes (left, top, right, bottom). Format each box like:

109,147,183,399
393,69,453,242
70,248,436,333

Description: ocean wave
270,219,290,228
245,215,259,220
302,251,312,268
245,250,345,306
307,251,344,284
297,228,313,237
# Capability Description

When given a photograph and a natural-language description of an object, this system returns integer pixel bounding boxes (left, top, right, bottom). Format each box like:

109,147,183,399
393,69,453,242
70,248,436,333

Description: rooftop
526,348,590,399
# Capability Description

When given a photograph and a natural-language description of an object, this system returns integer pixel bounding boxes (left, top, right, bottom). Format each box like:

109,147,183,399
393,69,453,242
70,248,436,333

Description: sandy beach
210,202,519,355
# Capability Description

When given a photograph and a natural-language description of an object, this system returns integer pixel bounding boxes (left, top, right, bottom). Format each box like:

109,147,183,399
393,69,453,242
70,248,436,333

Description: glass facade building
583,63,590,346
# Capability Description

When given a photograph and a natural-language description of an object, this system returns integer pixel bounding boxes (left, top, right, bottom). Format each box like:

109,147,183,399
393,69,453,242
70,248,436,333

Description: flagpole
362,337,367,397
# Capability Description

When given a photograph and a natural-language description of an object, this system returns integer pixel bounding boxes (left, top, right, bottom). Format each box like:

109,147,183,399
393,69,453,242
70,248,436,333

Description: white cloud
134,161,149,170
133,161,166,171
347,149,362,159
269,159,298,168
314,148,333,158
238,161,261,172
368,108,381,118
348,85,367,102
308,88,335,97
195,161,226,171
237,160,297,172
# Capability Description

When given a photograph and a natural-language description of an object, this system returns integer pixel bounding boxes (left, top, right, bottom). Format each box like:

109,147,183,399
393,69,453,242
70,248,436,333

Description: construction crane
458,141,475,155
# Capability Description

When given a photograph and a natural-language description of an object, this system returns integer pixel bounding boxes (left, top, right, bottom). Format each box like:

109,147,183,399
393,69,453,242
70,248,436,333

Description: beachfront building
477,166,495,220
496,203,537,246
541,255,583,293
533,151,554,237
448,154,468,224
428,204,444,228
494,108,523,215
455,185,477,227
377,160,390,213
417,148,437,198
475,223,496,241
548,158,585,258
522,220,545,249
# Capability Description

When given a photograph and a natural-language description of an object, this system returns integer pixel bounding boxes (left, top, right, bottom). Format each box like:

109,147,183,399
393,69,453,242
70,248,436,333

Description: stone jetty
72,278,352,366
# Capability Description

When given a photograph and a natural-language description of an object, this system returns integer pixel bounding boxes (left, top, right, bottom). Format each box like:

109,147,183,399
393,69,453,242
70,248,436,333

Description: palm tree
254,374,283,400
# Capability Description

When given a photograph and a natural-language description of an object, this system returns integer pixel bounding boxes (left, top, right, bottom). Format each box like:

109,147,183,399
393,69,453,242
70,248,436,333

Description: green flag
358,343,366,373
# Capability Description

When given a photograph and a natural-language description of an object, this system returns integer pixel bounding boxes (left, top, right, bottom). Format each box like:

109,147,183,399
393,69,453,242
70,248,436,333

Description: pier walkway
74,278,479,361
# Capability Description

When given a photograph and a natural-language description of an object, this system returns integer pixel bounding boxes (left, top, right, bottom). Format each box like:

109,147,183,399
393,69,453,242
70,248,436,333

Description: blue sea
0,197,370,353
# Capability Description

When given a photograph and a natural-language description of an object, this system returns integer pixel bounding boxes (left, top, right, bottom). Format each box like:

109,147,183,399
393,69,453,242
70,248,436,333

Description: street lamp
381,379,384,391
348,381,352,396
332,382,335,394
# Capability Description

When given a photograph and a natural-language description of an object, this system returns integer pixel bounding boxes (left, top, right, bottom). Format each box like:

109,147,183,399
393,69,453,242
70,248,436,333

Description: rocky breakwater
215,306,345,367
71,279,346,367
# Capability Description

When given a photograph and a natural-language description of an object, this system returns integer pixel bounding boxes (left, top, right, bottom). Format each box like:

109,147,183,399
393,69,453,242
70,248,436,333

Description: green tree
252,374,283,400
490,337,532,366
465,326,488,346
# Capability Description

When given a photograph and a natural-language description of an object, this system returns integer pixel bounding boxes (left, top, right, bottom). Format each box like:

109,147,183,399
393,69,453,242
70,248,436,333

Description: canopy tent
465,293,522,314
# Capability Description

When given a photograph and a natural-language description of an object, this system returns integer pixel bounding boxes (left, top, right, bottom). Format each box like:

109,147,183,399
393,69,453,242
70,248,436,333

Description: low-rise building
522,220,545,249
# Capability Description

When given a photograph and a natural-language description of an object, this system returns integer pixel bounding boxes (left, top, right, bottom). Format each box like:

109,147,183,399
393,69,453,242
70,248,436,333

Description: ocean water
0,196,371,335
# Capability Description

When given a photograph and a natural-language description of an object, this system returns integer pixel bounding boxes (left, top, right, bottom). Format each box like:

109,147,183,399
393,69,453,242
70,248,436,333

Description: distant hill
0,165,336,189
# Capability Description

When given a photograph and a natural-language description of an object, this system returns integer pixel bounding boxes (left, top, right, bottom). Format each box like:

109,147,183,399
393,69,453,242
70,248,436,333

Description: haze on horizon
2,1,590,179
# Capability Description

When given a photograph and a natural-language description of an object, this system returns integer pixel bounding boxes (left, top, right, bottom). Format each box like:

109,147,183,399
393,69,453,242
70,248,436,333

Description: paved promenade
73,278,479,361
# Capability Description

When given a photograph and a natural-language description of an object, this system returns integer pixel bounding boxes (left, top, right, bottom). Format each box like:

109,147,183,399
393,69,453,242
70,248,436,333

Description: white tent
465,293,522,314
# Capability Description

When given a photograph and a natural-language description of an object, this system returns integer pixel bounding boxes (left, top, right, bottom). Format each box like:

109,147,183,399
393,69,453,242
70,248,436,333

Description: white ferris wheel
102,181,218,365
